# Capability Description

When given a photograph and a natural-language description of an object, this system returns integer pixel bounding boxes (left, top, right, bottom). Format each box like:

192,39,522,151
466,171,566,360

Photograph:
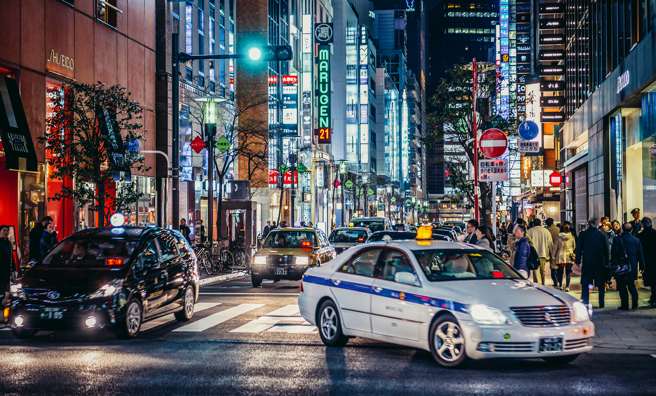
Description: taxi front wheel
429,314,469,368
318,300,348,347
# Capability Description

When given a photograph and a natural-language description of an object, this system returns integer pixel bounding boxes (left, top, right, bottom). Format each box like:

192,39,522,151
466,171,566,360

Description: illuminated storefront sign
281,75,298,137
617,71,630,93
360,26,369,164
316,45,331,142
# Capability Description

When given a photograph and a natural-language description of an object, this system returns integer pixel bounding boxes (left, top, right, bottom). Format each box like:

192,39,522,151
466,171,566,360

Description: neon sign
316,45,331,142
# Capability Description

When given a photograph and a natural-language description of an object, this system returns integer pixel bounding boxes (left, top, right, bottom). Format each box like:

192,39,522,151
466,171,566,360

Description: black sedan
6,226,199,339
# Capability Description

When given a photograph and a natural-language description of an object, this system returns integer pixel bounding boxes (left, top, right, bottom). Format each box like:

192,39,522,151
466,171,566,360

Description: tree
188,91,269,240
41,82,148,227
424,64,519,227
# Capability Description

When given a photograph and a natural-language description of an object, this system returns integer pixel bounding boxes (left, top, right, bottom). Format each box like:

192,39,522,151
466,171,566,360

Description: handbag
609,237,631,278
563,240,576,262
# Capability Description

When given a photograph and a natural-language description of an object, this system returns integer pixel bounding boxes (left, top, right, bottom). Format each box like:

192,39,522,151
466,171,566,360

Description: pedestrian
526,218,552,285
263,221,271,237
179,218,192,244
39,222,58,257
464,219,479,244
271,221,278,231
474,225,495,252
0,225,15,306
601,221,616,292
507,218,535,268
574,218,610,308
637,217,656,308
512,223,531,279
612,220,622,235
611,222,645,310
199,220,206,244
308,222,314,228
629,208,642,236
551,223,576,291
546,218,560,241
281,220,288,228
29,216,53,260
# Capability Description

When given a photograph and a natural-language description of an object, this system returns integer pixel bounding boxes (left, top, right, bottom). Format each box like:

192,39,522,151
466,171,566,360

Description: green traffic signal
246,45,293,62
248,47,262,60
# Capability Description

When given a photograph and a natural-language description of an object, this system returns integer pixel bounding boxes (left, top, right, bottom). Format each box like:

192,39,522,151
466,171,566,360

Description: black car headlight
89,279,124,299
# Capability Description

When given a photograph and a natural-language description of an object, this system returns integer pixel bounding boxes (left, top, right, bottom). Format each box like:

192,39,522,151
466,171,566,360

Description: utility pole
290,150,296,227
206,123,215,244
171,20,180,228
472,58,480,223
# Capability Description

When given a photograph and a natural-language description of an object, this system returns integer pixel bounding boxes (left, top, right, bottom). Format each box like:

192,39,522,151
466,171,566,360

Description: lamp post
386,185,392,222
411,196,416,225
339,161,347,226
194,96,227,245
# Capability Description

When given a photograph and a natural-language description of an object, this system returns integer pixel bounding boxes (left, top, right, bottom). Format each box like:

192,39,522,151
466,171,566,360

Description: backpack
527,245,541,271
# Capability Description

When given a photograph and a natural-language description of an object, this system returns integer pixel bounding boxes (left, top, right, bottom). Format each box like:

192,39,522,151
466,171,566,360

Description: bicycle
193,244,214,277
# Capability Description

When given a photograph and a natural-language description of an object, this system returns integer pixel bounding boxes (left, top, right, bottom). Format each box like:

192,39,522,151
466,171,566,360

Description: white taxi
298,227,594,368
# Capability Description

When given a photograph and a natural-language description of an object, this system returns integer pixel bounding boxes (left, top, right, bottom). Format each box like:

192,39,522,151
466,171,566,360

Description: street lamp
194,96,227,245
386,185,393,222
339,160,347,226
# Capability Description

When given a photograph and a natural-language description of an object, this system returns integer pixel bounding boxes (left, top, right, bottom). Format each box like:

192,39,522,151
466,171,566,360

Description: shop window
97,0,118,27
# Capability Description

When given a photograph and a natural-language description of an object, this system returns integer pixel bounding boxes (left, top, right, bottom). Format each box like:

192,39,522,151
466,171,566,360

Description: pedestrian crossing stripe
230,304,316,333
140,302,221,332
173,303,265,332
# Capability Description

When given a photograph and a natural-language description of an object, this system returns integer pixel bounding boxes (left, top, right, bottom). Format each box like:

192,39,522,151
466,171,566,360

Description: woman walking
475,225,496,252
551,223,576,291
39,222,58,257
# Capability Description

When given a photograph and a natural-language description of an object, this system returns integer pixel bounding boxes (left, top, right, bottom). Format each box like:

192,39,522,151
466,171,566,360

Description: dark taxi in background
329,227,371,254
6,224,199,339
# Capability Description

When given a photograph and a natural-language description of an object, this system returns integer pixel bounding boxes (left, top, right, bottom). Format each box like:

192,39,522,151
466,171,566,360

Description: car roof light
416,225,433,240
110,213,125,227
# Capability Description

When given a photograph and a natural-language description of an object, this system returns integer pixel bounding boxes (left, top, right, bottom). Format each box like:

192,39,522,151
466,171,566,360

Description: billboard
281,75,298,137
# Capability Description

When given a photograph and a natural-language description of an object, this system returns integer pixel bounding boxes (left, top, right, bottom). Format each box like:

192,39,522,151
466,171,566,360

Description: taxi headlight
572,301,590,321
253,256,267,265
296,257,309,265
10,283,25,299
470,304,509,325
89,279,124,299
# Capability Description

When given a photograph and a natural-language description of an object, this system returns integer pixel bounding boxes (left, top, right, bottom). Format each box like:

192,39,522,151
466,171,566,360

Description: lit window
96,0,118,27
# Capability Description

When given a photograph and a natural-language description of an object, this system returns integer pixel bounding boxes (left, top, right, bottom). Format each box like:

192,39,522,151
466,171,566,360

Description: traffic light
246,45,293,61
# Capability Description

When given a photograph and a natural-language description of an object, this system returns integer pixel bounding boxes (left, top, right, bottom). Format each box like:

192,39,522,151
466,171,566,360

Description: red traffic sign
190,136,206,154
650,144,656,158
549,172,562,187
479,128,508,159
332,180,340,188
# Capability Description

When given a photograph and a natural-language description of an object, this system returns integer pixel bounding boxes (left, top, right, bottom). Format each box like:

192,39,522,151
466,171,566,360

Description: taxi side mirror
395,272,419,286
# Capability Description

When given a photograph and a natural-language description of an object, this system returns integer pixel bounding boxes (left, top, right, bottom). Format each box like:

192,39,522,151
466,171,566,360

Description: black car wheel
116,298,142,339
252,274,262,287
543,354,580,365
174,285,195,322
317,300,348,347
429,314,469,368
12,328,37,339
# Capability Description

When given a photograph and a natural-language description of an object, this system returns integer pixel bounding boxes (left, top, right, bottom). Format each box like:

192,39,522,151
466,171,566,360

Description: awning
0,76,38,172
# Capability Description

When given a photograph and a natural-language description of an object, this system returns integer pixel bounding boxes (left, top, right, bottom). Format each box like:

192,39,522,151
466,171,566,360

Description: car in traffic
431,228,456,241
329,227,371,255
298,227,594,368
392,223,410,232
350,217,392,232
7,224,199,339
367,231,417,243
251,228,335,287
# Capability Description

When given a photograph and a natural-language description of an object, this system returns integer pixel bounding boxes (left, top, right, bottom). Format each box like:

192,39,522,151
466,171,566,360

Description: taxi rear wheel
318,300,348,347
429,315,469,368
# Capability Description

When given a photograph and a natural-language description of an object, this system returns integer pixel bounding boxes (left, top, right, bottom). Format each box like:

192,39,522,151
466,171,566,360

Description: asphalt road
0,276,654,396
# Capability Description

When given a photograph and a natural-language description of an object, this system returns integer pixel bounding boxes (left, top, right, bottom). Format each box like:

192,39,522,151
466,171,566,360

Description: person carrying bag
610,223,645,310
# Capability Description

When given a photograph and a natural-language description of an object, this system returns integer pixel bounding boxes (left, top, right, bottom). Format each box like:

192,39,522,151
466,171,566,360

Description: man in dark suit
464,219,479,244
629,208,642,236
574,218,610,308
638,217,656,307
613,222,645,310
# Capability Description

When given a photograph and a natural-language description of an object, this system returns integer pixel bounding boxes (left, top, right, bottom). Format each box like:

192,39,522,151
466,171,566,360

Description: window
97,0,117,27
137,240,160,271
338,248,382,276
158,234,179,260
376,250,415,282
198,9,204,30
413,249,520,282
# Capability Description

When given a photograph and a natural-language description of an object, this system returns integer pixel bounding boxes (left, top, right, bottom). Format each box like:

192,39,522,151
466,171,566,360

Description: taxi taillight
107,258,123,266
302,241,311,247
300,280,304,293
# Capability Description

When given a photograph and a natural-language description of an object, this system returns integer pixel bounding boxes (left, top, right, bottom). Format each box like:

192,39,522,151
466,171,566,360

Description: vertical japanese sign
96,106,131,181
302,14,313,145
282,75,299,137
316,44,331,143
359,26,369,164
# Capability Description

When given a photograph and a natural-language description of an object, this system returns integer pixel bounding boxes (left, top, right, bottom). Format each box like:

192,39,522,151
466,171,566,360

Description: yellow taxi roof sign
416,225,433,240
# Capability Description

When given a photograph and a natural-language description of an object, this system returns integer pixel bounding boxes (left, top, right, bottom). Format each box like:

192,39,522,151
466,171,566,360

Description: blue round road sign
518,120,539,141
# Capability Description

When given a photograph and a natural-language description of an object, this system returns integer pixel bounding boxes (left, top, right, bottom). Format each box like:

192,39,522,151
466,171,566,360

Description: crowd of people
491,209,655,310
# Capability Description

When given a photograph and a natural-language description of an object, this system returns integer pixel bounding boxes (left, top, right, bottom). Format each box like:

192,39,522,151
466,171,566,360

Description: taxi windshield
263,231,318,248
38,237,138,268
412,249,521,281
329,229,368,243
351,220,385,232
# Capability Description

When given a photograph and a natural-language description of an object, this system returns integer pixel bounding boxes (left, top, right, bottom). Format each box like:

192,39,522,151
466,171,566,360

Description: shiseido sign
539,19,565,29
539,50,565,60
540,34,565,44
540,80,565,92
540,112,566,122
539,65,565,75
541,96,566,107
539,4,565,13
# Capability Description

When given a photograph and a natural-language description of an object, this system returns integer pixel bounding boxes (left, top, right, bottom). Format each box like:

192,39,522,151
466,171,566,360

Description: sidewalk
540,268,656,354
198,270,247,287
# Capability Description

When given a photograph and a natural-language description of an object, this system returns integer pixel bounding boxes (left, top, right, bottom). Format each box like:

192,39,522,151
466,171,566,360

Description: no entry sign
479,128,508,159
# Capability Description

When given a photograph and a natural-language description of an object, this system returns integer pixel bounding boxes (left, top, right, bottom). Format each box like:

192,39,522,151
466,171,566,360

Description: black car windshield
263,231,318,248
368,232,417,242
351,220,385,232
330,229,368,243
39,237,139,268
413,249,521,281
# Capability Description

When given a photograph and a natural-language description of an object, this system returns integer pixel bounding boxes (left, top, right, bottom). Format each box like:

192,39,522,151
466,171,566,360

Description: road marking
140,303,220,332
173,304,264,332
200,292,300,296
230,305,314,333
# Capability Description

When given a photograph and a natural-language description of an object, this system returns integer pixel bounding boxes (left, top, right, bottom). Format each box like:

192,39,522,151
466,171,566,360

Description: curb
199,271,247,286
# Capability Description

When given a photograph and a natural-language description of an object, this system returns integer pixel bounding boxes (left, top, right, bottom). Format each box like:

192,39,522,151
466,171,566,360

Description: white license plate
40,307,64,320
274,268,287,276
539,337,563,352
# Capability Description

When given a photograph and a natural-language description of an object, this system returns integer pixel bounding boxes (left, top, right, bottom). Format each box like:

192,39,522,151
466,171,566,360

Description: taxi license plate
274,268,287,276
539,337,563,352
40,307,64,320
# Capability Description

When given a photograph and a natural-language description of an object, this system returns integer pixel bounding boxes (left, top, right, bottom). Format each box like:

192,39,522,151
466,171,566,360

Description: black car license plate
40,307,64,320
540,337,563,352
274,268,287,276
